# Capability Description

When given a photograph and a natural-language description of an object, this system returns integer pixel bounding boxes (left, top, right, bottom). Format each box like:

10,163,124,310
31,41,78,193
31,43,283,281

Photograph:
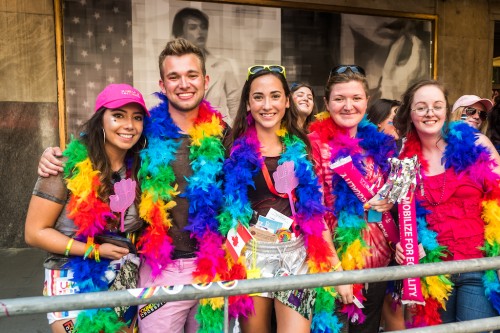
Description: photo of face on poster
281,9,432,106
340,13,432,101
132,0,281,126
61,1,433,134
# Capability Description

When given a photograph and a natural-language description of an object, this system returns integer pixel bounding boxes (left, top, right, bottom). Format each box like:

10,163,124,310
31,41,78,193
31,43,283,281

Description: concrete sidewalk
0,248,50,333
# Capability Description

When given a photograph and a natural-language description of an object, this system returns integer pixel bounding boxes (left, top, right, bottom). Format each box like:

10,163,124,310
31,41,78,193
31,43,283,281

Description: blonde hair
451,105,489,134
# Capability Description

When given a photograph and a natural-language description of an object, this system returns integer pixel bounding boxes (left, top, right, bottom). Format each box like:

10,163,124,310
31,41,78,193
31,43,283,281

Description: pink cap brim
99,98,149,116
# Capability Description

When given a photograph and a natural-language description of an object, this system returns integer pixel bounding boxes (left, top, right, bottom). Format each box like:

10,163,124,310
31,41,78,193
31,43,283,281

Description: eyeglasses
464,107,487,121
329,65,366,78
247,65,286,80
411,105,446,116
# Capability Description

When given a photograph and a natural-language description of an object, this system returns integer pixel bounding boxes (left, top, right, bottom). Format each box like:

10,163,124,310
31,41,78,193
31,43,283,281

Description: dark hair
80,108,145,205
172,8,209,38
367,99,401,126
290,82,319,129
324,69,369,102
158,38,206,80
230,70,311,152
393,79,451,138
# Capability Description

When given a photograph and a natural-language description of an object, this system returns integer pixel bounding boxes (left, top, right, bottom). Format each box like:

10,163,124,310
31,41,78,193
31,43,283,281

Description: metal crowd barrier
2,257,500,332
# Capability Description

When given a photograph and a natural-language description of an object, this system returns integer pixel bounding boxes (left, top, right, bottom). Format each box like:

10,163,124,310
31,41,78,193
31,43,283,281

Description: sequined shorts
244,235,315,319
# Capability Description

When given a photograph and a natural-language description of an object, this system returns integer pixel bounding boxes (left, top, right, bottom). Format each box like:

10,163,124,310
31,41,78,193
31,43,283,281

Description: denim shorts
244,235,315,319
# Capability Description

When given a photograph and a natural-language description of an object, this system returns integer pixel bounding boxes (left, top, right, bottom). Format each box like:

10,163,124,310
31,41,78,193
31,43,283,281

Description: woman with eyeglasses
219,65,351,333
393,80,500,328
309,65,397,333
290,82,318,131
450,95,493,135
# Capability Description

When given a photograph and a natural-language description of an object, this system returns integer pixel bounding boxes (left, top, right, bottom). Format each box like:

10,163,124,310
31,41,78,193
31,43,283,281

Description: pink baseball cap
452,95,493,113
94,83,150,116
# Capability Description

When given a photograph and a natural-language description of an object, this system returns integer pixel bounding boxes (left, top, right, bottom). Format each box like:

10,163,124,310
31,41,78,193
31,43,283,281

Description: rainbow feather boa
137,93,228,332
399,121,500,327
309,112,396,323
63,139,125,333
217,122,342,333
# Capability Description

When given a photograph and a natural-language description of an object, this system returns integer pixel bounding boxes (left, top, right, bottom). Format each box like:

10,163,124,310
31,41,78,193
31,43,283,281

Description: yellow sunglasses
247,65,286,80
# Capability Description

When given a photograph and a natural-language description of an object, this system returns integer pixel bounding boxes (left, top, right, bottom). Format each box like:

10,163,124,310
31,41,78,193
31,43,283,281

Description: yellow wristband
64,238,74,257
333,261,342,272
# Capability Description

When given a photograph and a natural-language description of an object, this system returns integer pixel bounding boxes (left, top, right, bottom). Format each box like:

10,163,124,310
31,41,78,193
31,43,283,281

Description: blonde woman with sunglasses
219,65,351,333
450,95,493,135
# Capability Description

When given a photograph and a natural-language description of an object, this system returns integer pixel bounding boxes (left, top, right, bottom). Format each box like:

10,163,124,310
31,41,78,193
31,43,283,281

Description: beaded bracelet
333,261,342,272
64,238,74,257
94,244,100,262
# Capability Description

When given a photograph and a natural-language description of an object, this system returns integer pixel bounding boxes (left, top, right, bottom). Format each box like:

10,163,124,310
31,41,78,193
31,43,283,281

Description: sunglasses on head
464,107,487,121
329,65,366,78
247,65,286,80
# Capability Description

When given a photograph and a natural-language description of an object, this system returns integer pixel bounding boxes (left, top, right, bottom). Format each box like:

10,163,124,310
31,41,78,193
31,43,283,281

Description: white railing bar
1,257,500,318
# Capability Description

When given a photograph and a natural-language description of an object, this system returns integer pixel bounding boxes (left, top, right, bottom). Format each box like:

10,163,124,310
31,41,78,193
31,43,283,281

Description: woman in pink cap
451,94,493,134
25,84,148,333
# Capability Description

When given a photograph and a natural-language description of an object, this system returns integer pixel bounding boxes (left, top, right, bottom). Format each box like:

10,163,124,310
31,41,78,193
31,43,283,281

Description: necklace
63,139,125,332
137,94,227,332
219,123,341,332
398,122,500,326
420,169,447,206
309,112,396,324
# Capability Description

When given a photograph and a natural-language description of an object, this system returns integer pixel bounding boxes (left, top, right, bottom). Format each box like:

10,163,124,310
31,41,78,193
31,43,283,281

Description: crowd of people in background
30,22,500,333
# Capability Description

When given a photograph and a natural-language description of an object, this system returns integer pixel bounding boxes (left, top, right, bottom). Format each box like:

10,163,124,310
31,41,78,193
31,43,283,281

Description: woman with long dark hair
290,82,319,131
220,65,351,333
25,84,148,333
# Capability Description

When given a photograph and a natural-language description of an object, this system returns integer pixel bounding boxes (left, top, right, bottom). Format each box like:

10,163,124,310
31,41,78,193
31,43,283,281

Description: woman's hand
395,242,425,264
38,147,64,177
395,242,405,264
98,243,130,260
366,196,393,213
335,283,354,304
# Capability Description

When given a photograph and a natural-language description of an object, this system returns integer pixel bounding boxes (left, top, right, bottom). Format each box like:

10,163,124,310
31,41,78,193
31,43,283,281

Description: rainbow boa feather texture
63,140,125,333
399,121,500,327
309,113,396,323
217,121,342,333
137,93,228,332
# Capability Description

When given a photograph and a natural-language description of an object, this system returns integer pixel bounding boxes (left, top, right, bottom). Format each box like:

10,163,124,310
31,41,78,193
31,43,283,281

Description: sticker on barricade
162,285,183,294
217,280,238,290
129,286,159,299
192,282,212,290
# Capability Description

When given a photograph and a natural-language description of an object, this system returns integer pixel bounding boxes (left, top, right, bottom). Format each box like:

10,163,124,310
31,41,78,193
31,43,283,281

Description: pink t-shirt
417,168,485,261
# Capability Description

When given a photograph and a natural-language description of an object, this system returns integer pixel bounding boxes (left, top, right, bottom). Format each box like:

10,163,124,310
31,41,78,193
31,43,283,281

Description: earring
102,128,106,145
134,137,147,153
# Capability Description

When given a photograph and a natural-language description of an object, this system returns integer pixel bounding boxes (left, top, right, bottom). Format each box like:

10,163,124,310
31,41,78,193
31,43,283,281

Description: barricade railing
2,257,500,333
